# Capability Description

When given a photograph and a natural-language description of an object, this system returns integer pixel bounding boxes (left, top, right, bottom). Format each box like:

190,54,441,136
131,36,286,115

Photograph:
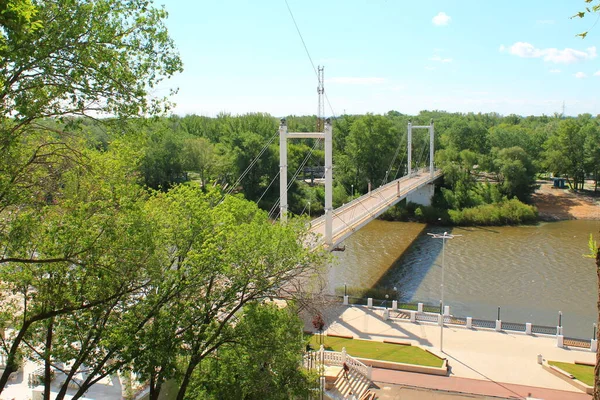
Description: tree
131,185,323,400
182,137,228,189
0,140,161,395
186,302,317,399
493,146,536,201
0,0,181,395
543,119,587,190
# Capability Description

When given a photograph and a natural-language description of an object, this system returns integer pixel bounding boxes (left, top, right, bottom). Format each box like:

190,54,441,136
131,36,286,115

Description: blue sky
157,1,599,117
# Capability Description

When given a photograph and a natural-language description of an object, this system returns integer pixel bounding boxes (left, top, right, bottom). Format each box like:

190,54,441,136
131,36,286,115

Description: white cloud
574,72,587,79
499,45,506,52
430,55,452,63
432,12,451,26
594,71,600,76
507,42,597,64
326,77,386,85
549,69,561,73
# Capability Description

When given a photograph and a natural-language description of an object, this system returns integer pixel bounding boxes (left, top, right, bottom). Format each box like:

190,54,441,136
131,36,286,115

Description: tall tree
186,302,317,400
132,185,323,400
0,0,181,394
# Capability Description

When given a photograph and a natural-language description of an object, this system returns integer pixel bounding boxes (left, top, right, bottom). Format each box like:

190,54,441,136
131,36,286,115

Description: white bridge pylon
279,118,333,245
408,119,435,179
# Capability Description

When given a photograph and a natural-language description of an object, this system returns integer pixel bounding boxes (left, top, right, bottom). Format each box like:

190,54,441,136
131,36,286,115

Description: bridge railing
310,167,436,230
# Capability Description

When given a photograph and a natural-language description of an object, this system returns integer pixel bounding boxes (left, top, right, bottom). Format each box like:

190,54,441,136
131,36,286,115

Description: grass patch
548,361,594,386
308,336,443,368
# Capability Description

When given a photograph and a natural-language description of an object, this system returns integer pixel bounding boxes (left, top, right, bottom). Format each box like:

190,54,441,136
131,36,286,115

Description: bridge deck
309,168,442,249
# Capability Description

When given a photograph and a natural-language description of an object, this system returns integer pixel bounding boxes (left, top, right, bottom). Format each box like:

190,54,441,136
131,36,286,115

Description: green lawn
548,361,594,386
308,336,443,368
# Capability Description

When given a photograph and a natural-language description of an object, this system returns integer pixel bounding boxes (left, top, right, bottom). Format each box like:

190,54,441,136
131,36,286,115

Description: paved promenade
304,304,594,398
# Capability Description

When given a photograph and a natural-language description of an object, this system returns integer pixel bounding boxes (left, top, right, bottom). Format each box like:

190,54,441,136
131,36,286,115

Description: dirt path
532,180,600,221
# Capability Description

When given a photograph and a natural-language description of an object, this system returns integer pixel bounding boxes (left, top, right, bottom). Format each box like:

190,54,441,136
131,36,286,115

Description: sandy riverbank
532,180,600,221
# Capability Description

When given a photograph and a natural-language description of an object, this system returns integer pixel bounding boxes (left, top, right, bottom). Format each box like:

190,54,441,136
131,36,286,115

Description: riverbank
532,180,600,221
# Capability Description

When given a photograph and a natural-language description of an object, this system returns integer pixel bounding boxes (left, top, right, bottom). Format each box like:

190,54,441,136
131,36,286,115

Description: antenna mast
317,66,325,132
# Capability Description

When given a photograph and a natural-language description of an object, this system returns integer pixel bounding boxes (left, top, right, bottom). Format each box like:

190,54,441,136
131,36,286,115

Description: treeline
117,110,599,225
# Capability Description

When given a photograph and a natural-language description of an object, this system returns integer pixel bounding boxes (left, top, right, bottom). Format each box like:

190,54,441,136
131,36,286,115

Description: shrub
448,199,537,226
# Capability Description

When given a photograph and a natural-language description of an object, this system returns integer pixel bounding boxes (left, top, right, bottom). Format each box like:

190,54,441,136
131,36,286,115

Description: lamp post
308,201,311,218
427,231,461,353
351,184,354,198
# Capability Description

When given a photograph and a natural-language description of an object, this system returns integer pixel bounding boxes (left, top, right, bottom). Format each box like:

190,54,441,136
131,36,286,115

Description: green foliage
0,0,182,121
448,198,538,226
187,302,317,400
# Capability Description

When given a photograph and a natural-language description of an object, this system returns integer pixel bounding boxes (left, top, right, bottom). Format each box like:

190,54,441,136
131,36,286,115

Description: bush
448,199,537,226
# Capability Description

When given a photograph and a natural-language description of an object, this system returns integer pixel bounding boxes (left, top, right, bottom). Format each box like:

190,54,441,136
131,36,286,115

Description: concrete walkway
305,304,594,398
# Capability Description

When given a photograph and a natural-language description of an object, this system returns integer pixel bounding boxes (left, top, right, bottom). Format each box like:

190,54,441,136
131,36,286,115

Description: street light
427,231,461,353
351,184,354,198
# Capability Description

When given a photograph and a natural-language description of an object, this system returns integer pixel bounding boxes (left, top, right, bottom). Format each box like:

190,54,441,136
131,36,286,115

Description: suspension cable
219,130,278,204
269,138,323,219
381,130,407,186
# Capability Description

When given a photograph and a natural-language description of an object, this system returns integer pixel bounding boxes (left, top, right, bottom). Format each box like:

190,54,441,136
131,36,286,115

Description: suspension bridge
278,118,442,250
223,116,442,251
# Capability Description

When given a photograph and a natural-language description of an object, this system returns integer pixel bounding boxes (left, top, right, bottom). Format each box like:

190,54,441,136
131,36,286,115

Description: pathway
303,304,595,398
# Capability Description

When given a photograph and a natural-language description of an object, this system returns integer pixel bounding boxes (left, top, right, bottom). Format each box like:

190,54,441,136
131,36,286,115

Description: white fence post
343,295,349,305
495,320,502,331
443,305,450,316
591,339,598,352
367,366,373,380
525,323,532,335
341,347,347,363
392,300,398,310
417,303,423,313
557,335,564,348
410,311,416,322
383,309,390,320
466,317,472,329
367,298,373,308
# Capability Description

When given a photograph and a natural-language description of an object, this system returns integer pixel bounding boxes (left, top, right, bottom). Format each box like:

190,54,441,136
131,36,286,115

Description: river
328,219,600,339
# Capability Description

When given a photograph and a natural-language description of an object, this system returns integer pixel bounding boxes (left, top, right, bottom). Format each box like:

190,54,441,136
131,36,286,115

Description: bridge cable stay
268,138,324,219
269,138,323,218
218,131,279,204
257,170,280,206
415,128,430,171
392,150,407,181
346,130,410,223
381,130,408,186
284,0,337,121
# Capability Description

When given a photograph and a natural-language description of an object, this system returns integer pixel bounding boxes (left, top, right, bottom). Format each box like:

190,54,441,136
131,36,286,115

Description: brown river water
328,219,600,339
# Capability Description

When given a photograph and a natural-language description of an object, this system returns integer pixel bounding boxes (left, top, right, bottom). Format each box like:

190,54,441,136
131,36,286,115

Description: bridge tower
279,118,333,246
407,119,435,178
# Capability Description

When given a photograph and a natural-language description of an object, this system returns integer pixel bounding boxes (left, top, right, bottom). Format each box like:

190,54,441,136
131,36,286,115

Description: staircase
326,369,373,399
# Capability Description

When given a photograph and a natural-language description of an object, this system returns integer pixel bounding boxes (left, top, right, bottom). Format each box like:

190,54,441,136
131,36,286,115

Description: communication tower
317,66,325,132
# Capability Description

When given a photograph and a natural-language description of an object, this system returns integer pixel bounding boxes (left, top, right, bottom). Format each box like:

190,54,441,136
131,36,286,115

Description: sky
156,0,600,117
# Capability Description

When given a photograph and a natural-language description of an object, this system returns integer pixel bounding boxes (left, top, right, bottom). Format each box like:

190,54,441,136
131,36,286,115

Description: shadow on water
373,225,455,302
